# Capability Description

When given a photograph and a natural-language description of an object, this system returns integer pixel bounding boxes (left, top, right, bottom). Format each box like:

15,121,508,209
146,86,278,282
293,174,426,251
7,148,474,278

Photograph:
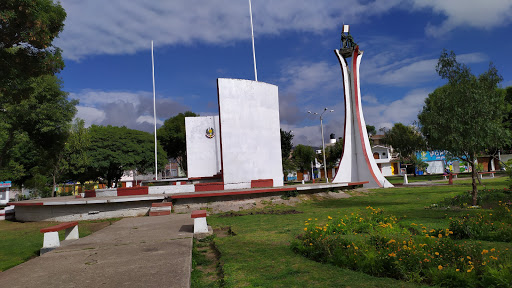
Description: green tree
0,0,75,185
382,123,426,176
157,111,198,173
325,140,344,169
88,125,167,188
61,119,92,190
292,144,315,175
418,50,510,205
280,129,296,178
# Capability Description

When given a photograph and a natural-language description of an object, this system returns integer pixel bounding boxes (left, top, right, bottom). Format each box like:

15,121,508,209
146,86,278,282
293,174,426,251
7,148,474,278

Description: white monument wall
217,78,284,189
185,116,221,178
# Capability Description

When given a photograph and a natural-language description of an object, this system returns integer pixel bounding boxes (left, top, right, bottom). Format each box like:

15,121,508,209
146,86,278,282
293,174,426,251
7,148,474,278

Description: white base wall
148,185,195,194
14,202,154,222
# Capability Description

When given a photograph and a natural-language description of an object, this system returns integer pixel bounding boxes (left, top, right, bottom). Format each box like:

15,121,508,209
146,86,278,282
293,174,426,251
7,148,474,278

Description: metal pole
248,0,258,81
320,116,328,183
151,41,158,180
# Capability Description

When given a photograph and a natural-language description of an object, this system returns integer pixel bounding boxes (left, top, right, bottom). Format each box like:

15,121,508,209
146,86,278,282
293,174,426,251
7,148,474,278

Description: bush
439,188,512,207
449,202,512,242
291,207,512,287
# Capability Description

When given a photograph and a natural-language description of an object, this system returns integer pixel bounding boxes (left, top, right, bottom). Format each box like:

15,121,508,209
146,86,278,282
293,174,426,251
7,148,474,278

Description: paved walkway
0,214,194,288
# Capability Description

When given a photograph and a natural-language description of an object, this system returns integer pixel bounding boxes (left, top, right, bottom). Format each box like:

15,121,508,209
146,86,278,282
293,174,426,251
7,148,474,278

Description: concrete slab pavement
0,214,194,288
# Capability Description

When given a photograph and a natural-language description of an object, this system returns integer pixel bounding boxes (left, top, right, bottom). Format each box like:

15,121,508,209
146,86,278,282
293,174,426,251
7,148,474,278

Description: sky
55,0,512,147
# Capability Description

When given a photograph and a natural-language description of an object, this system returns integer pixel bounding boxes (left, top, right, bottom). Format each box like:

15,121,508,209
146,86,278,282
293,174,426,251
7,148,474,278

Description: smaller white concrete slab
193,217,209,234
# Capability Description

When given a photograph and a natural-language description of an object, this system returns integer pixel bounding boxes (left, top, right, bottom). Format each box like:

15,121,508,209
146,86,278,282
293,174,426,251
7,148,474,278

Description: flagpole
249,0,258,81
151,40,158,180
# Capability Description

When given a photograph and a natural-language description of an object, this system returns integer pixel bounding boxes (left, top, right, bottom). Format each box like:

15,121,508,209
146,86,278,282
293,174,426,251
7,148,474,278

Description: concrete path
0,214,194,288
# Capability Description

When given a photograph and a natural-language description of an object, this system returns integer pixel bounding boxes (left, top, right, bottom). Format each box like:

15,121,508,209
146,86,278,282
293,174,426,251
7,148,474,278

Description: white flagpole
249,0,258,81
151,40,158,180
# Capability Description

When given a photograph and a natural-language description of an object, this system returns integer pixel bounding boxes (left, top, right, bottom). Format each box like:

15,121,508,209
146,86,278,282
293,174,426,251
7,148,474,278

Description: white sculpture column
332,44,393,188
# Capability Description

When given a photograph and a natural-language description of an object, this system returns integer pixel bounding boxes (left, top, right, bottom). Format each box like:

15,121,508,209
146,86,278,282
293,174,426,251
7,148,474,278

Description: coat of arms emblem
205,127,215,139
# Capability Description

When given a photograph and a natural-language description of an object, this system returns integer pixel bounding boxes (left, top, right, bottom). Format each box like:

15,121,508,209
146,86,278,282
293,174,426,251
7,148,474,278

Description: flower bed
291,206,512,287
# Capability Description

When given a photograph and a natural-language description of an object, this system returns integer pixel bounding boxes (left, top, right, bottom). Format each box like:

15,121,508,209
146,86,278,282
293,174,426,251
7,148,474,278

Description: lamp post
308,108,334,183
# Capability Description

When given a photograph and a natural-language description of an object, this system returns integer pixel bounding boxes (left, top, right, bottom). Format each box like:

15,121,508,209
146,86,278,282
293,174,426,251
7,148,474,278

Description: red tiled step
151,202,173,207
149,210,171,216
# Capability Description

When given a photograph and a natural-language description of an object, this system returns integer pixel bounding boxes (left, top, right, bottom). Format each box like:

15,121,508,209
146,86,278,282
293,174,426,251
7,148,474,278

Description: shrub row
291,207,512,287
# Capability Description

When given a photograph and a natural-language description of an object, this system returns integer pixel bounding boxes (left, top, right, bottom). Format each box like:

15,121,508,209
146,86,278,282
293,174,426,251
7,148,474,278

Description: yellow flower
491,248,496,252
435,252,439,256
304,227,307,231
387,239,396,244
456,269,460,272
482,249,489,255
328,216,332,219
438,265,443,270
438,234,443,238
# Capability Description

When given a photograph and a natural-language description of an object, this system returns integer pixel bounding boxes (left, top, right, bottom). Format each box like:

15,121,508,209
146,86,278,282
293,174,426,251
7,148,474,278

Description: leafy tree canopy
280,129,296,178
88,125,167,187
157,111,198,173
418,49,510,204
292,144,315,174
0,0,75,185
325,140,344,169
382,123,426,162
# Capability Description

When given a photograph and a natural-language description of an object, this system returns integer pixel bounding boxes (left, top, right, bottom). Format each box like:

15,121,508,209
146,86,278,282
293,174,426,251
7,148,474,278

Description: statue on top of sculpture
339,24,357,58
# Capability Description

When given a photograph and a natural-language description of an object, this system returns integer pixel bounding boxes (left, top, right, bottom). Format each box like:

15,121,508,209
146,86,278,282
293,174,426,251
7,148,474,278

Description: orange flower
438,265,443,270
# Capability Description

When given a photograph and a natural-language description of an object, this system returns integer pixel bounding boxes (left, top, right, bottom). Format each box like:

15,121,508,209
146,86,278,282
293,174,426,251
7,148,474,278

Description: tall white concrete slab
332,47,393,188
217,78,284,189
185,116,221,178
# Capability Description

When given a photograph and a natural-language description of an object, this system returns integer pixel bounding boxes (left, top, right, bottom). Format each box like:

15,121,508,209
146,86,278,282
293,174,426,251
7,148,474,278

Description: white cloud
71,89,189,131
279,61,340,97
136,115,164,126
362,88,430,129
411,0,512,36
362,94,378,104
55,0,404,60
363,52,488,86
76,106,106,127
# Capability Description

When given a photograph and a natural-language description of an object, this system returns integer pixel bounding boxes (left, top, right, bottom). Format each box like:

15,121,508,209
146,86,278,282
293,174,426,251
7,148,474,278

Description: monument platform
9,181,367,222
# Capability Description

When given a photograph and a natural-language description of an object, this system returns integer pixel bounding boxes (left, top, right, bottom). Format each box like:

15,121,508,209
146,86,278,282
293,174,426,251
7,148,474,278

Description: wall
185,116,221,178
217,79,284,189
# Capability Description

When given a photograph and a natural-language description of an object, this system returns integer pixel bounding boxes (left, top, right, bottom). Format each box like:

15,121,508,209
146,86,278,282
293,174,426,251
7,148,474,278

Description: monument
186,78,284,190
332,25,393,188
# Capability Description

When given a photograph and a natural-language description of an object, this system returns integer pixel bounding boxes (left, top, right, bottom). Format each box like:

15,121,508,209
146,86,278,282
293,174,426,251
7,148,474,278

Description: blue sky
55,0,512,146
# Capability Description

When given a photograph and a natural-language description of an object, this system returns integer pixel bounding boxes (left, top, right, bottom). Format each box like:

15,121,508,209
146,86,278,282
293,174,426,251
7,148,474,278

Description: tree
280,129,296,178
0,0,75,185
382,123,426,176
88,125,167,187
61,118,92,190
292,144,315,175
325,140,344,169
280,129,293,160
157,111,198,173
418,50,510,205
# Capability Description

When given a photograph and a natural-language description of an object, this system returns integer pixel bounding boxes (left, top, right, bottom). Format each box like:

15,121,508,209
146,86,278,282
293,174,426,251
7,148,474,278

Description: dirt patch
214,226,237,237
218,209,303,218
193,234,226,285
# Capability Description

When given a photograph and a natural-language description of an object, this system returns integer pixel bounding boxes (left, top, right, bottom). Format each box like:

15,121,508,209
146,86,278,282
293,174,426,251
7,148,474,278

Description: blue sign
0,181,12,188
416,151,446,162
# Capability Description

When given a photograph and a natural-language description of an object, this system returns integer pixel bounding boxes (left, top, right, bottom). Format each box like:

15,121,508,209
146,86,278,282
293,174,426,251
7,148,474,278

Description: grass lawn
0,218,120,271
194,177,512,287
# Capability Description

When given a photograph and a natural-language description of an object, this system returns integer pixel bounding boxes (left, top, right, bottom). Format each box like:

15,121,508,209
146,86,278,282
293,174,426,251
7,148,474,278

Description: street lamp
308,108,334,183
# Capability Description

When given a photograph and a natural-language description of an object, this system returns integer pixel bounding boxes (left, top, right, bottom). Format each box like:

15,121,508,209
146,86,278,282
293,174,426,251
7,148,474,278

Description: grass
193,177,512,287
0,218,121,271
